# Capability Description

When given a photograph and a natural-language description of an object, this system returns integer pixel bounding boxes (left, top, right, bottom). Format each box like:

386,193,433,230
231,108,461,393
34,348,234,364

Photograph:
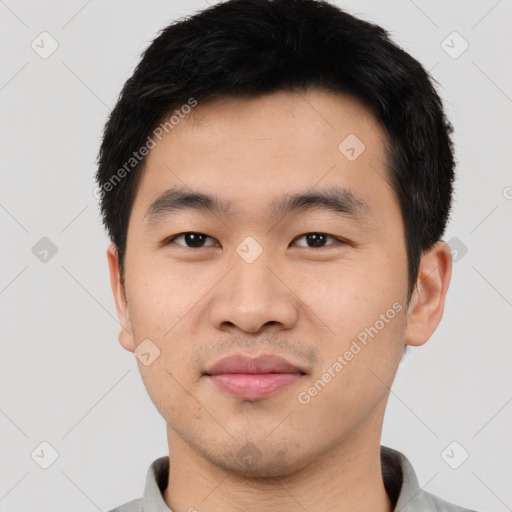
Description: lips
204,353,306,400
204,353,305,376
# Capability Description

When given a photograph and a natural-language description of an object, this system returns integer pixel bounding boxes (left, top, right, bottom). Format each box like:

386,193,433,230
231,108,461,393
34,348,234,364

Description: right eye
163,232,219,248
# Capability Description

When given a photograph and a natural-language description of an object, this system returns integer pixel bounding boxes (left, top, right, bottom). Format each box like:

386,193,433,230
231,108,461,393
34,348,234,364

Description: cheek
125,257,207,340
292,252,408,399
124,259,210,390
292,256,405,338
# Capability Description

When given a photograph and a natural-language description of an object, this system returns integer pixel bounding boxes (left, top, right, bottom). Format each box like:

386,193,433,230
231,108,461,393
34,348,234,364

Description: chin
204,439,309,479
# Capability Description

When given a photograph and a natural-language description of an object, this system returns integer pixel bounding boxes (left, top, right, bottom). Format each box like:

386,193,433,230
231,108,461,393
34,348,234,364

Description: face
108,89,437,478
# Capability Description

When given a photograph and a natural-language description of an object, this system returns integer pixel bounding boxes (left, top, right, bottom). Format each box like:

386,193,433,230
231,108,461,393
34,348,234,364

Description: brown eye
165,232,218,248
292,233,343,248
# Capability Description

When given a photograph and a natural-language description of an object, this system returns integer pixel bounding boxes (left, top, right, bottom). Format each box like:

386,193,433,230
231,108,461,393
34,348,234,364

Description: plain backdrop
1,1,511,511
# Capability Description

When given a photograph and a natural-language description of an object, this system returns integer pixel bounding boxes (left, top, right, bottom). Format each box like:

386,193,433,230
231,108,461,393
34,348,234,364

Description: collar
139,446,448,511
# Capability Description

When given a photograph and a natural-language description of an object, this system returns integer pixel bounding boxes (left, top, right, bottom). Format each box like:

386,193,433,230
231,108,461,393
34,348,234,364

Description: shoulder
381,446,479,512
106,497,143,512
422,490,478,512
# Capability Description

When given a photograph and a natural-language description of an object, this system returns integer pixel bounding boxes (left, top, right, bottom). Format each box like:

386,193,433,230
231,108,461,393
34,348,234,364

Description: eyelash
162,232,349,249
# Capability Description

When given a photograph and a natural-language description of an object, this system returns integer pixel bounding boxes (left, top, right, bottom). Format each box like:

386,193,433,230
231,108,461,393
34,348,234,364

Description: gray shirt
108,446,476,512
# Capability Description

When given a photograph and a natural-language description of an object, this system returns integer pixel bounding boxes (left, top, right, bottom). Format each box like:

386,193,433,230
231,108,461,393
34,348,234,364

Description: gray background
1,1,511,511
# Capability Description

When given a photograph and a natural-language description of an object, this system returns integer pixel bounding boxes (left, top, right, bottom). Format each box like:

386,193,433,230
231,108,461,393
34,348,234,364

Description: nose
208,250,299,334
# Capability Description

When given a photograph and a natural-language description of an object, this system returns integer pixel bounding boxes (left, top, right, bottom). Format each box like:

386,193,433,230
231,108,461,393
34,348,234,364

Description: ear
404,241,452,347
106,243,136,353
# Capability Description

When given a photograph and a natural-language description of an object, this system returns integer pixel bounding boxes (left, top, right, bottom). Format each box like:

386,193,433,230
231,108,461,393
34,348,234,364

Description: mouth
204,353,306,400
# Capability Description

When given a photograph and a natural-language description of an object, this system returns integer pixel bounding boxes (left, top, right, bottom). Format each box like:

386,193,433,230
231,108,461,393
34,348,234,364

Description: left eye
292,233,343,248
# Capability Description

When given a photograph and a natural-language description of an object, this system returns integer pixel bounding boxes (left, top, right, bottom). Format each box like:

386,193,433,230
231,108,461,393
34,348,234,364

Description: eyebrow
143,184,370,227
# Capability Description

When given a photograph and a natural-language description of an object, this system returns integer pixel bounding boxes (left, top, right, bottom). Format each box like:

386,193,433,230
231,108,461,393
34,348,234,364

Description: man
96,0,476,510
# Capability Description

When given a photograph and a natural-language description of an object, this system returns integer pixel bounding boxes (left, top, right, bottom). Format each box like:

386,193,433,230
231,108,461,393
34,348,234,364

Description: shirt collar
382,446,439,511
142,446,434,511
142,455,172,512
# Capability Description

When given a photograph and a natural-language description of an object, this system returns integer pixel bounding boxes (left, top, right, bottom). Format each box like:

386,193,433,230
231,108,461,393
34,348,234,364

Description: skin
107,89,452,512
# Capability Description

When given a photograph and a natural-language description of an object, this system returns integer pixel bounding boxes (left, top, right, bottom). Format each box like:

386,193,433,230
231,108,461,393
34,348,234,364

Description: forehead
176,89,385,156
130,89,393,223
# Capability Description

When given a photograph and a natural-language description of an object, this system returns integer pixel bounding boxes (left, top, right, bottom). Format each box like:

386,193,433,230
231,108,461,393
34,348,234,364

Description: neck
163,427,393,512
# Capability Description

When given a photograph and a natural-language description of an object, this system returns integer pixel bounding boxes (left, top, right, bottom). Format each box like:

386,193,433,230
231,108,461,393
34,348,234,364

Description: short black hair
96,0,455,302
